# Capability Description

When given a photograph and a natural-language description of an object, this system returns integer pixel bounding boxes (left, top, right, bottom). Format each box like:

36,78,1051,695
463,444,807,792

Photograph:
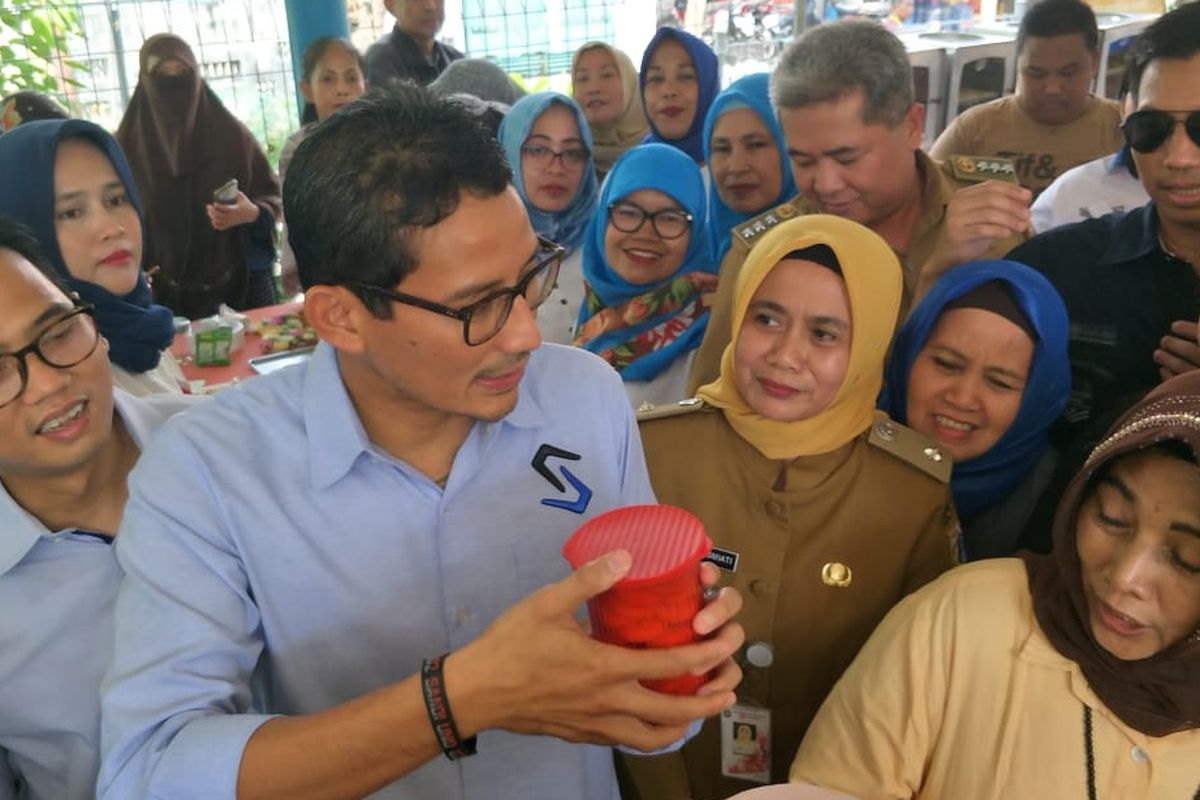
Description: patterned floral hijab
574,143,716,382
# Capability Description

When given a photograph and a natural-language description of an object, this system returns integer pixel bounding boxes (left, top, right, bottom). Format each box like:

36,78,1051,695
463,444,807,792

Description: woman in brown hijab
117,33,281,319
791,372,1200,799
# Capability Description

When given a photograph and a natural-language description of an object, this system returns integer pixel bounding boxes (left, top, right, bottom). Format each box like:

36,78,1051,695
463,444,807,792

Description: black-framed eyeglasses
607,200,692,240
521,143,590,170
1121,109,1200,153
0,301,99,409
349,237,565,346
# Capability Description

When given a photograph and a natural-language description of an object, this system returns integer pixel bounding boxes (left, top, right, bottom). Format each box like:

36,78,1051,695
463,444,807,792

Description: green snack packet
194,325,233,367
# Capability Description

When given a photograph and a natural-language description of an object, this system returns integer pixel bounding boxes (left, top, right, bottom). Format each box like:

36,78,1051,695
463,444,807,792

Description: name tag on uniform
720,703,771,784
704,547,740,572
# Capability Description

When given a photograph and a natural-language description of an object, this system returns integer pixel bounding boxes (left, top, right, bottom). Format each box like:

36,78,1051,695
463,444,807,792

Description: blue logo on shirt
532,444,592,514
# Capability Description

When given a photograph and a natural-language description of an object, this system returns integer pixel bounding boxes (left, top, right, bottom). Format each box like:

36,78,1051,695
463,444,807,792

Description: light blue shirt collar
304,342,546,492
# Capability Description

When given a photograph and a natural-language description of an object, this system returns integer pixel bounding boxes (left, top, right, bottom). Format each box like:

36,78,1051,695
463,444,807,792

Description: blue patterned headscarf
575,143,716,382
702,73,796,264
880,260,1071,522
639,27,720,164
498,92,599,253
0,119,174,373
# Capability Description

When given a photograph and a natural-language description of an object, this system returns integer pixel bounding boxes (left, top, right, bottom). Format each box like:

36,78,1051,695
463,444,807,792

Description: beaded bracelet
420,654,478,760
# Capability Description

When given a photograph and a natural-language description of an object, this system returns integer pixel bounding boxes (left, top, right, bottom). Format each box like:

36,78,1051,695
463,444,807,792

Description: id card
720,703,771,784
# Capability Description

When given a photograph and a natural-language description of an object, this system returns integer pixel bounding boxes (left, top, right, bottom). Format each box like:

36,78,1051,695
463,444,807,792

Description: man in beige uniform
931,0,1122,197
688,21,1030,394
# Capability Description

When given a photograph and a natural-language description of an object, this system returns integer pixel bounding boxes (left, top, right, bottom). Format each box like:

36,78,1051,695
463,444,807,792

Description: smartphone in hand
213,178,239,205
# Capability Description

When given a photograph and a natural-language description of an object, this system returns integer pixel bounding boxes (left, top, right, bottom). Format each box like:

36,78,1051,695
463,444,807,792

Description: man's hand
447,551,743,753
917,180,1032,298
206,191,259,231
1155,319,1200,381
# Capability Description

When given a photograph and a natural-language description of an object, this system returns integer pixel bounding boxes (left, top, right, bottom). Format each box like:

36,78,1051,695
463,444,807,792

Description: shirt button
1130,745,1149,764
454,607,471,628
748,579,773,598
764,500,785,518
745,641,775,668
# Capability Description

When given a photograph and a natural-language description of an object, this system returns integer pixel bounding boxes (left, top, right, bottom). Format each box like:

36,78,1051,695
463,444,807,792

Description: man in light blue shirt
0,218,198,800
100,84,743,800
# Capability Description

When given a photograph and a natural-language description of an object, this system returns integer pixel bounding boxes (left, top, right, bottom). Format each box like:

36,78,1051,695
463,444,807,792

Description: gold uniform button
821,562,852,587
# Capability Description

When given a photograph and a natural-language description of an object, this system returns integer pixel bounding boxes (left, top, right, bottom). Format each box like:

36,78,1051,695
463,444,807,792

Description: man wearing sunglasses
99,84,743,800
0,218,198,800
1005,2,1200,550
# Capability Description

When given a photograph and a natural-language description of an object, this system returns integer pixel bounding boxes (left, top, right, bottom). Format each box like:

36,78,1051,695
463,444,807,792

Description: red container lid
562,504,712,587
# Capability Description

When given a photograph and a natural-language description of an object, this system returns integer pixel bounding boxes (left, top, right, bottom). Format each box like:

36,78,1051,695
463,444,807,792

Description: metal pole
104,0,131,107
282,0,350,119
794,0,810,34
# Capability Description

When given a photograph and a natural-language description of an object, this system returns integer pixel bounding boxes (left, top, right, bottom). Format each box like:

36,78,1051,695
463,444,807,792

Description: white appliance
1094,13,1156,99
900,30,1017,137
904,36,951,148
974,12,1157,99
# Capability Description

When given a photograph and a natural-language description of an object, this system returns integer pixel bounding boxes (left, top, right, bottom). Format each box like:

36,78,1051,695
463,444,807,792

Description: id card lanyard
720,641,774,784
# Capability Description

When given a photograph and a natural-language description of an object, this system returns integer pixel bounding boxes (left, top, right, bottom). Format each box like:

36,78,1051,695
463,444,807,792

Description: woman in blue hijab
639,27,720,166
498,91,599,345
703,72,797,265
0,119,182,395
881,260,1070,559
574,143,716,408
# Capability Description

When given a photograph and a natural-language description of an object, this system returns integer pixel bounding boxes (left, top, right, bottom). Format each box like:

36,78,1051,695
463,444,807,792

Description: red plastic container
562,504,713,695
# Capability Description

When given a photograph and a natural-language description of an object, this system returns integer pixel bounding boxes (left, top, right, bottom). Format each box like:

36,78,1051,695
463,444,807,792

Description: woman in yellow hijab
624,215,960,800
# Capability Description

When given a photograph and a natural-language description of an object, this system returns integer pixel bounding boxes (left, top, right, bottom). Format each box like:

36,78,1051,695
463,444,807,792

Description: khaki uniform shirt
687,150,1025,394
619,402,959,800
792,559,1200,799
930,95,1123,196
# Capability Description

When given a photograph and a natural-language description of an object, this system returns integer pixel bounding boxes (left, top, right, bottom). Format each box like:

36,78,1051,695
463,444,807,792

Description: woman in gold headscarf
624,215,959,799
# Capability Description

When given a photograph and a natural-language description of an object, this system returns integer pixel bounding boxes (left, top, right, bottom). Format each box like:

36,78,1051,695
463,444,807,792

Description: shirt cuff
615,718,703,756
146,713,277,799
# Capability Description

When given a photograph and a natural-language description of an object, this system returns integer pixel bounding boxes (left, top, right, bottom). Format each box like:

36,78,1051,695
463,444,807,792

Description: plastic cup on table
562,504,713,695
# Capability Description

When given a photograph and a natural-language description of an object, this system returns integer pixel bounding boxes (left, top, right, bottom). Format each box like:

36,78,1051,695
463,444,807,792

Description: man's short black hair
1016,0,1100,55
284,83,512,318
1126,2,1200,104
0,215,71,296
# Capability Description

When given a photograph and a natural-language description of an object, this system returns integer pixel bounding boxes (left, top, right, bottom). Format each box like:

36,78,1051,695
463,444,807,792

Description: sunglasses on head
1121,109,1200,153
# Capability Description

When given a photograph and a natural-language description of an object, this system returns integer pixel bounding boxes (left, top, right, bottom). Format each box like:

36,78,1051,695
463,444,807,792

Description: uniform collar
303,342,547,491
911,149,957,249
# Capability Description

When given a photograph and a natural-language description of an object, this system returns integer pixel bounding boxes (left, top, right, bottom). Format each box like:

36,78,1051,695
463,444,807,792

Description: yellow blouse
791,560,1200,800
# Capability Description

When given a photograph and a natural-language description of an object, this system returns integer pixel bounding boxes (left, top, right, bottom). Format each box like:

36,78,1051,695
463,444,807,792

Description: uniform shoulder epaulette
636,396,708,423
732,198,801,252
867,412,952,484
943,154,1019,185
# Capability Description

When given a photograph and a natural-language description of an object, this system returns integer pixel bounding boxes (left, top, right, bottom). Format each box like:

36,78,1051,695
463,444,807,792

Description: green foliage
0,0,87,99
509,70,573,96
